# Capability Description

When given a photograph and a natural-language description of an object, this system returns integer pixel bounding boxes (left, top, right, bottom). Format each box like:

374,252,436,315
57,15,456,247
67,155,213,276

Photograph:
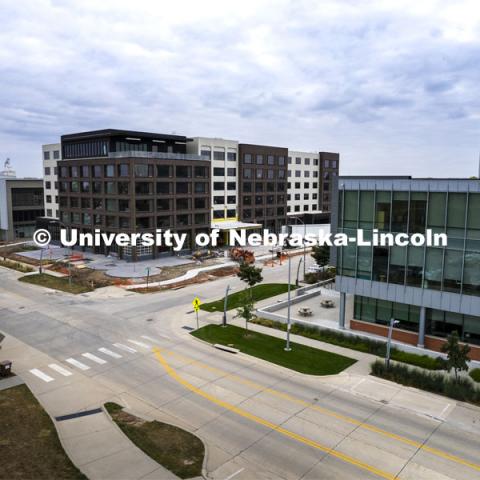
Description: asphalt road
1,264,479,480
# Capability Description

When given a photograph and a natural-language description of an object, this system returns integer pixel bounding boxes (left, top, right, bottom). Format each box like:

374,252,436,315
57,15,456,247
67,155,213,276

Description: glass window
359,191,374,229
466,193,480,252
176,198,190,210
119,199,129,212
227,168,236,176
463,251,480,296
428,192,446,235
256,169,263,179
213,151,225,160
118,182,128,195
106,199,116,212
357,246,372,280
424,248,443,290
213,182,224,191
213,167,225,176
267,155,275,165
93,165,102,178
227,151,236,161
195,182,207,193
105,165,114,177
409,192,427,234
157,199,170,211
375,191,391,231
256,155,263,165
391,191,408,233
157,165,170,177
44,151,50,160
343,191,358,229
135,182,151,195
443,249,463,293
194,197,206,209
372,247,388,282
201,149,211,159
244,154,252,164
176,182,189,194
227,182,235,190
213,196,224,205
176,165,190,178
243,182,252,193
194,166,207,178
53,150,60,160
118,164,129,176
406,246,423,287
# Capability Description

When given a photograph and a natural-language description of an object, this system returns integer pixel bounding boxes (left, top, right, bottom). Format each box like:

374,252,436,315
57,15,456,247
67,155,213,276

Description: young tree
237,262,263,300
235,292,255,333
311,245,330,267
441,331,470,381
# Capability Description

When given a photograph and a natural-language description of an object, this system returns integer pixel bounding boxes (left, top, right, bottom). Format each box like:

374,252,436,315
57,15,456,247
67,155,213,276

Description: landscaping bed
191,324,356,375
18,273,93,294
251,317,445,370
104,402,204,479
0,384,86,480
371,360,480,405
200,283,297,312
0,259,34,273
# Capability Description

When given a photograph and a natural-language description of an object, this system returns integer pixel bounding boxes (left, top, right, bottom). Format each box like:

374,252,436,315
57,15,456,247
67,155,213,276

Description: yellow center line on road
159,347,480,473
153,347,397,480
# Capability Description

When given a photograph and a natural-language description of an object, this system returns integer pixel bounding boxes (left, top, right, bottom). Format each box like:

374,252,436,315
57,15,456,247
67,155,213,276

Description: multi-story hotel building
42,143,61,219
333,176,480,359
43,129,340,256
57,129,211,260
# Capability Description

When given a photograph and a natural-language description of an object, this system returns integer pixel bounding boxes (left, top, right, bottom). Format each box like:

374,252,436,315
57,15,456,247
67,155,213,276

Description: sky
1,0,480,178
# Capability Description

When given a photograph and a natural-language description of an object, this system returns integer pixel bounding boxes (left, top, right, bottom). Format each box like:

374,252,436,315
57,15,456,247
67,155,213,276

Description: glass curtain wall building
333,177,480,358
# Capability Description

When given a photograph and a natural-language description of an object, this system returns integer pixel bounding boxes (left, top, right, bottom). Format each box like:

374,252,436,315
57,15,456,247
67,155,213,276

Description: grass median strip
200,283,297,312
191,324,356,375
18,273,92,294
104,402,204,479
0,384,86,480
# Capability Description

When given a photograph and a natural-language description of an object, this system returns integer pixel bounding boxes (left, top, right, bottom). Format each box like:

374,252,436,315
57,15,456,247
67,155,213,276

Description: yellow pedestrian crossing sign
192,297,201,312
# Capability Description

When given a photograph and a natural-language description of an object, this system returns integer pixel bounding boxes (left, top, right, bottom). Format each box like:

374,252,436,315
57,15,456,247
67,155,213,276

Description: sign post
192,297,201,329
145,267,151,291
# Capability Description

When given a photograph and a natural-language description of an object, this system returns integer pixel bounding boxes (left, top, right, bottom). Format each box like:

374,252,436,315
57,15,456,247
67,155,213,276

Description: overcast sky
1,0,479,178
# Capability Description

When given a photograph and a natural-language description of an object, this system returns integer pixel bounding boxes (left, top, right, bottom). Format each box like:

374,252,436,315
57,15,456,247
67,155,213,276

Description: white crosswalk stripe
82,353,107,365
65,358,90,370
48,364,73,376
141,334,171,342
30,368,54,382
127,339,151,349
98,347,122,359
113,343,137,353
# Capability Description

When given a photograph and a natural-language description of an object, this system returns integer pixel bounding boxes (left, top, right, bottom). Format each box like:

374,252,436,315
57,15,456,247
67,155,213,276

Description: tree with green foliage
237,262,263,299
235,292,255,333
441,331,470,381
311,244,330,267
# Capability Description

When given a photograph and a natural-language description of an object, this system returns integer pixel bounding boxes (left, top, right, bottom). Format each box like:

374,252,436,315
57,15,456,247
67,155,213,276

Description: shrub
469,368,480,383
252,318,445,370
371,360,480,405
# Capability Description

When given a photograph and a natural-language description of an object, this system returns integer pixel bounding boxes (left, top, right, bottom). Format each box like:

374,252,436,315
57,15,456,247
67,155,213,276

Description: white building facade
187,137,239,223
42,143,61,219
287,151,321,215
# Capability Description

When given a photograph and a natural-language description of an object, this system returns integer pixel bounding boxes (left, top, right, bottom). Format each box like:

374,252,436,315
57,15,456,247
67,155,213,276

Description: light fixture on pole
285,254,292,351
385,318,400,368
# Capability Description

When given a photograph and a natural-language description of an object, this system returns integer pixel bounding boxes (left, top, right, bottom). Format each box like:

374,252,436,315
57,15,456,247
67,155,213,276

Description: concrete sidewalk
0,333,179,480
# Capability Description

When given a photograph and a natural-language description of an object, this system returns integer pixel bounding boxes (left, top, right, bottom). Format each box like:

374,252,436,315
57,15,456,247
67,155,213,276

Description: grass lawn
18,273,92,294
105,403,204,479
191,324,356,375
200,283,297,312
0,384,86,480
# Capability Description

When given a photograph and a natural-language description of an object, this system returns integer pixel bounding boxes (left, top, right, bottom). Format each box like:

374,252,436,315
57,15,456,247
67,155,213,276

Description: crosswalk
28,335,166,384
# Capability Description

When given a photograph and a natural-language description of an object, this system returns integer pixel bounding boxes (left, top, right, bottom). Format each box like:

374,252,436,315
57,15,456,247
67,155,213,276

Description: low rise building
333,176,480,359
0,168,44,241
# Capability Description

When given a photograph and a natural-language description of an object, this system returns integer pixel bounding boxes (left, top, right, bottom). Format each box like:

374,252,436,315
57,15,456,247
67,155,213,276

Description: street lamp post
295,257,303,287
290,216,307,281
50,220,72,286
385,318,400,369
285,255,292,351
222,284,231,327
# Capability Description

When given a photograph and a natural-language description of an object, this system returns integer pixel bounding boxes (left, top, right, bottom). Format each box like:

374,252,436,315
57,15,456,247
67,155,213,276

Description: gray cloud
1,0,480,178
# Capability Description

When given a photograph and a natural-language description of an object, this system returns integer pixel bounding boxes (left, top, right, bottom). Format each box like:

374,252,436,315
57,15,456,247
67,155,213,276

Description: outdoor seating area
298,307,313,317
321,299,335,308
